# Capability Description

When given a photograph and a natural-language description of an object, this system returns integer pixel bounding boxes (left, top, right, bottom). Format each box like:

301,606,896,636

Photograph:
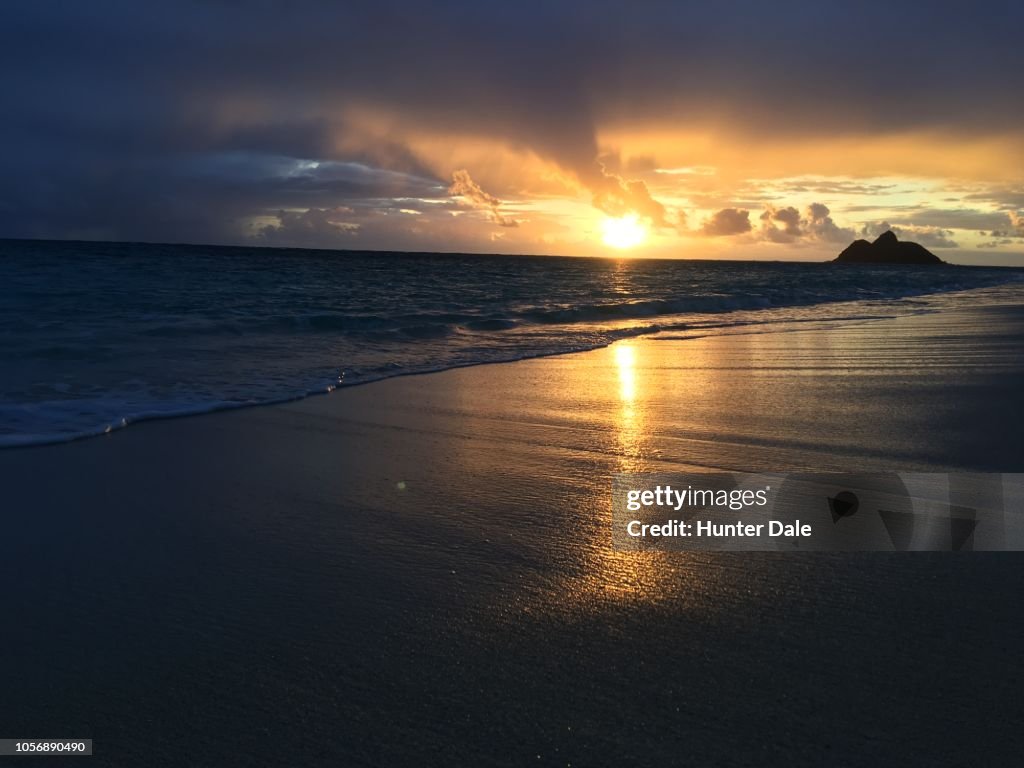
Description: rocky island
833,230,945,264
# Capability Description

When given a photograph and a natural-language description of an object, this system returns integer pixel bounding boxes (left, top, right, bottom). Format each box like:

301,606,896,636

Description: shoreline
5,281,1023,452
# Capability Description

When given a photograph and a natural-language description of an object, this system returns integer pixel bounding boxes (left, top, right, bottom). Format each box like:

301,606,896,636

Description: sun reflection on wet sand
613,344,645,474
559,342,683,609
616,344,636,401
435,335,721,614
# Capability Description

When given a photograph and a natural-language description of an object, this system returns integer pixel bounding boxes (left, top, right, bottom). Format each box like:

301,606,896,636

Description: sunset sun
601,214,647,250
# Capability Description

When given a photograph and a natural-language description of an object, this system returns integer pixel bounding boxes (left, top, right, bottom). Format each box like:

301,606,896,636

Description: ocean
2,238,1022,447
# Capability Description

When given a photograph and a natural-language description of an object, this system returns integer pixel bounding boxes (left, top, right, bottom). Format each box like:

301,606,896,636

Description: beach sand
3,300,1024,765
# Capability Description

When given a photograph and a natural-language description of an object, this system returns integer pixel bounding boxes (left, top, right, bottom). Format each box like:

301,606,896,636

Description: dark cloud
977,212,1024,239
964,188,1024,210
1,1,1023,246
253,204,546,253
701,208,751,237
256,207,361,247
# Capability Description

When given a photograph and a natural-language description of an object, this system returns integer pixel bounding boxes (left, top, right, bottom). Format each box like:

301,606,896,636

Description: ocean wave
0,297,996,450
3,240,1024,448
121,272,1024,342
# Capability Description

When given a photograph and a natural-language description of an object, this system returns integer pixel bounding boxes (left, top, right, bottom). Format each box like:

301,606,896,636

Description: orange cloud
449,169,518,227
701,208,751,236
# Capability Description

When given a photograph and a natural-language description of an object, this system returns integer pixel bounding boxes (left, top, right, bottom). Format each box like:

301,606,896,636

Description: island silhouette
833,230,945,264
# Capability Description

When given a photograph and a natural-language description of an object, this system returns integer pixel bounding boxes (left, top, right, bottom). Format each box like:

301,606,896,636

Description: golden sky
4,2,1024,264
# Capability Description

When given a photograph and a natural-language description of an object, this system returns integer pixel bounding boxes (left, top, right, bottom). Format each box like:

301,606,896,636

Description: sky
2,1,1024,263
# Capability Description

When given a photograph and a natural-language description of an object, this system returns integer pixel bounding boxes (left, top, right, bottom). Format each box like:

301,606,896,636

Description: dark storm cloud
1,0,1023,245
256,207,361,246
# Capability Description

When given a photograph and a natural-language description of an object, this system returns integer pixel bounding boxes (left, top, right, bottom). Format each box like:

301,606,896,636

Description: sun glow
601,214,647,250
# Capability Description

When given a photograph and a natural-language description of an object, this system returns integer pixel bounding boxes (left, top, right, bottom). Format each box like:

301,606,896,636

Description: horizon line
1,235,1020,269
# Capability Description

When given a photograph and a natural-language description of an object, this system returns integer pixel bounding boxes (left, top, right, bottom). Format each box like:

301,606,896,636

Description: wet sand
2,300,1024,765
